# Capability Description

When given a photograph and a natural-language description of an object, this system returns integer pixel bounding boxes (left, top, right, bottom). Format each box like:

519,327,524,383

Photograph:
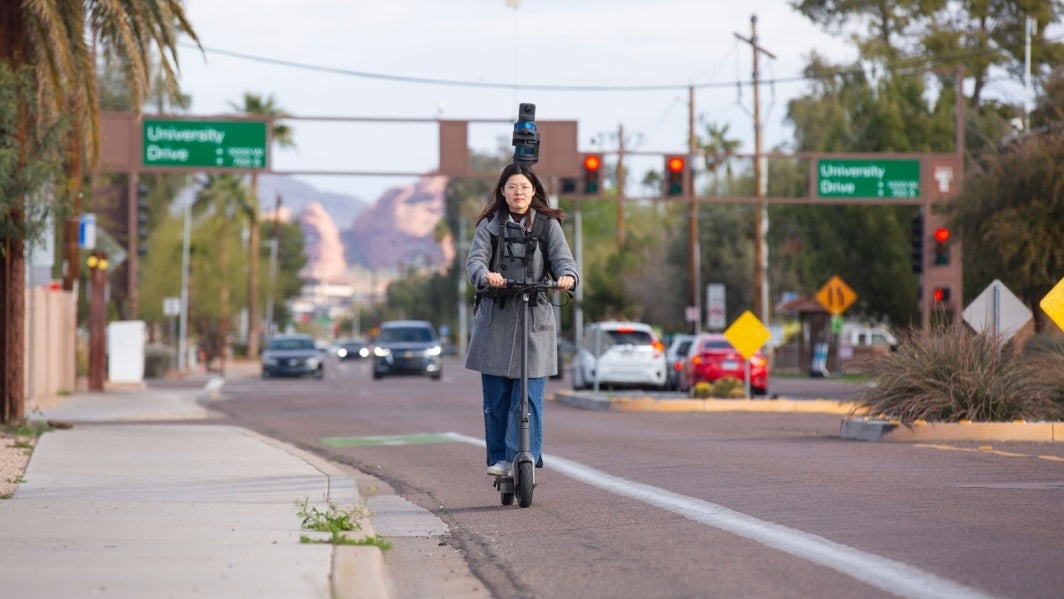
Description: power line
181,43,721,92
180,35,1064,94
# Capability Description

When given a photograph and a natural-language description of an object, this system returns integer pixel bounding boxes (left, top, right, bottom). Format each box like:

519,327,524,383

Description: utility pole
616,123,626,247
688,86,701,333
735,14,775,325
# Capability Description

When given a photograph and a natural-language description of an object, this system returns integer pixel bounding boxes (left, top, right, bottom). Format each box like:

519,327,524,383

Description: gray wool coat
464,210,579,379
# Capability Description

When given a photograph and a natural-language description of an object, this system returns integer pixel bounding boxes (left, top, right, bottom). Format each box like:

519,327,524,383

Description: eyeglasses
504,184,534,193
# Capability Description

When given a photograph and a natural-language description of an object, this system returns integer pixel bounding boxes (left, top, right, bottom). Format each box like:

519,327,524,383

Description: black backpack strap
529,213,554,279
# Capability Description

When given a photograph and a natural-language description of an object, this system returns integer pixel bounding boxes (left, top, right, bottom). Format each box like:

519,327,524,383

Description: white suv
571,321,667,390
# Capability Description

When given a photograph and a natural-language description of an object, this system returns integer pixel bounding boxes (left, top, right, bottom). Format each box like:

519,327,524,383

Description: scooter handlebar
503,279,562,290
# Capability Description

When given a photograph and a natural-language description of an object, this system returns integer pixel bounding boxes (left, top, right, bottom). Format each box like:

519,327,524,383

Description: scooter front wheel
516,461,534,508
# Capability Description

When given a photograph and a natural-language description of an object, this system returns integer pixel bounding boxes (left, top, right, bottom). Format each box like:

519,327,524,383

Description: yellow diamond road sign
724,310,771,360
816,275,857,316
1040,276,1064,333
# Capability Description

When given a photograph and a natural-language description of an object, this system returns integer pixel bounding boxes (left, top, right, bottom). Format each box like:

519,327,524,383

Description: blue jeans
482,374,544,467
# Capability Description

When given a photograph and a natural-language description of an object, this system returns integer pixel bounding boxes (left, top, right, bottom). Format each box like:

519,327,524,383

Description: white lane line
444,432,999,599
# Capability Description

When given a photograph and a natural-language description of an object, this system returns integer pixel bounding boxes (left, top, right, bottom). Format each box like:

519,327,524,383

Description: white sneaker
487,460,512,476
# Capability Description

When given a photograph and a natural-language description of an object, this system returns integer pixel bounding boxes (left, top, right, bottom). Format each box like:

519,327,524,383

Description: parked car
371,320,443,380
336,339,369,360
571,321,667,390
680,333,768,395
261,334,324,379
664,334,697,391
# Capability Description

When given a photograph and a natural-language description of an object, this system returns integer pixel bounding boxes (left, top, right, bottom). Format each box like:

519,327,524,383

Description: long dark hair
475,163,566,224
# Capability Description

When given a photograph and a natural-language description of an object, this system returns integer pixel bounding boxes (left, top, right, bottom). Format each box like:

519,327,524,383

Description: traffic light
664,155,685,196
910,212,924,274
582,153,602,195
932,286,951,303
136,183,149,257
933,226,950,265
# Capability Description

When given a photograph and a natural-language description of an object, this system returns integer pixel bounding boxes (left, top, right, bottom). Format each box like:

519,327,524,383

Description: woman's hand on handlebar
555,275,575,291
484,272,505,288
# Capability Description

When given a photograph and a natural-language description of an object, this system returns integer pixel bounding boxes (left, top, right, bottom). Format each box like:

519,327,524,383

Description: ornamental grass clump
855,320,1064,424
711,377,746,398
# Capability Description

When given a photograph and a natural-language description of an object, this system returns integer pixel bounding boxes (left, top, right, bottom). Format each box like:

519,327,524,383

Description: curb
554,390,861,415
839,418,1064,442
333,547,392,599
555,391,1064,443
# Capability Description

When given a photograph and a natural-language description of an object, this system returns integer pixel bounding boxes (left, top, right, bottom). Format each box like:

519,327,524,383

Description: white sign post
706,283,726,331
962,279,1031,341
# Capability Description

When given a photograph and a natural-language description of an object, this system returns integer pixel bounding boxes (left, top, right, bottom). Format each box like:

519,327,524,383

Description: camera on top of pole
512,103,539,166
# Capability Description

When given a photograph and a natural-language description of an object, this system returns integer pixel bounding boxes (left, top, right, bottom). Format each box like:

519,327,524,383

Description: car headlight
424,345,442,357
359,347,369,358
262,357,278,366
337,348,348,358
374,346,391,357
306,356,321,368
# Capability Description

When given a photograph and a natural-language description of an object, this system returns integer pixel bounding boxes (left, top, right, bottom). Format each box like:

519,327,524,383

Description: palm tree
193,175,252,374
699,120,741,196
0,1,198,423
228,93,295,358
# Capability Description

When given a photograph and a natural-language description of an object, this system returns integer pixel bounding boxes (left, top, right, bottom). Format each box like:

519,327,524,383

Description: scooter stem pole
519,290,531,453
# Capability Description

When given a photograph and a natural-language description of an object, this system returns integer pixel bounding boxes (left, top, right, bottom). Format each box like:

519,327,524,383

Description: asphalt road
203,355,1064,599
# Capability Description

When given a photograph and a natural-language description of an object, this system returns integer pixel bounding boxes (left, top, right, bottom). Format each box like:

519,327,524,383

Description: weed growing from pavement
2,419,51,438
295,497,392,551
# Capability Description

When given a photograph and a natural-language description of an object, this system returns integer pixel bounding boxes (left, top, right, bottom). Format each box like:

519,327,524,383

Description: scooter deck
493,475,515,493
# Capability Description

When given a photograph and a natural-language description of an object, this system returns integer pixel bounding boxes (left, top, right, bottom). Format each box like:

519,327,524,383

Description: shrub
143,344,174,379
711,376,745,398
690,382,712,398
856,321,1064,423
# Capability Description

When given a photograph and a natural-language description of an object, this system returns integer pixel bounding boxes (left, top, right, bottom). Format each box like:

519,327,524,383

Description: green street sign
817,158,920,198
142,119,268,169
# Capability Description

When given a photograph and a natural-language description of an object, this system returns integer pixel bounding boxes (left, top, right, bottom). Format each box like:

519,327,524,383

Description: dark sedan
371,320,442,380
336,339,369,360
261,334,325,379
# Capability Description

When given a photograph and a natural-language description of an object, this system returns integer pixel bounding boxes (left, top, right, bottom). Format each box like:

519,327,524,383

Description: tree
774,54,962,326
791,1,1064,107
0,1,198,423
948,67,1064,329
192,175,252,372
229,93,294,359
698,120,741,196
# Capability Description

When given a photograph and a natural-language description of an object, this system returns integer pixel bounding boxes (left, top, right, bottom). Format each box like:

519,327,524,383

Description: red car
680,333,769,395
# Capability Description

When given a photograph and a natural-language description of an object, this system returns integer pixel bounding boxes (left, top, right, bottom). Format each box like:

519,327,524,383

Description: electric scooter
493,279,565,508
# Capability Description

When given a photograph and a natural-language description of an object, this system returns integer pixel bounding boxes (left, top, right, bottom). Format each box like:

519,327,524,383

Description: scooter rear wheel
516,461,534,508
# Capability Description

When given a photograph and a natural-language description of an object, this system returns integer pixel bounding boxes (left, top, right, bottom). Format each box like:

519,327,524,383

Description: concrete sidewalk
0,375,390,599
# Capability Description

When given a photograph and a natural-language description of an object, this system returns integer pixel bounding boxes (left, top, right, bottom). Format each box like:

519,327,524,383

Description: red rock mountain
283,175,454,286
297,202,350,284
342,175,454,272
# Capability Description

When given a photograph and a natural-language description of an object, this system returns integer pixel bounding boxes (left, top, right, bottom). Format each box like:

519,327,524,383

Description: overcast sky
173,0,864,201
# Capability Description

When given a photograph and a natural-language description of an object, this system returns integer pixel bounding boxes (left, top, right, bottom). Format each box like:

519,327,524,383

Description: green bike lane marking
321,433,460,447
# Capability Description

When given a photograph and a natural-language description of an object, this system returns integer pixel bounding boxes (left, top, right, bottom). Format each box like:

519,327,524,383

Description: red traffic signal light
583,154,601,172
933,226,950,265
932,286,951,303
582,153,602,195
664,155,685,196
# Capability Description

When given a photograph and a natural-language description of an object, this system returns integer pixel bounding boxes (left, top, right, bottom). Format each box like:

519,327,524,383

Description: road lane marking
322,433,459,447
445,432,999,599
916,443,1064,463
